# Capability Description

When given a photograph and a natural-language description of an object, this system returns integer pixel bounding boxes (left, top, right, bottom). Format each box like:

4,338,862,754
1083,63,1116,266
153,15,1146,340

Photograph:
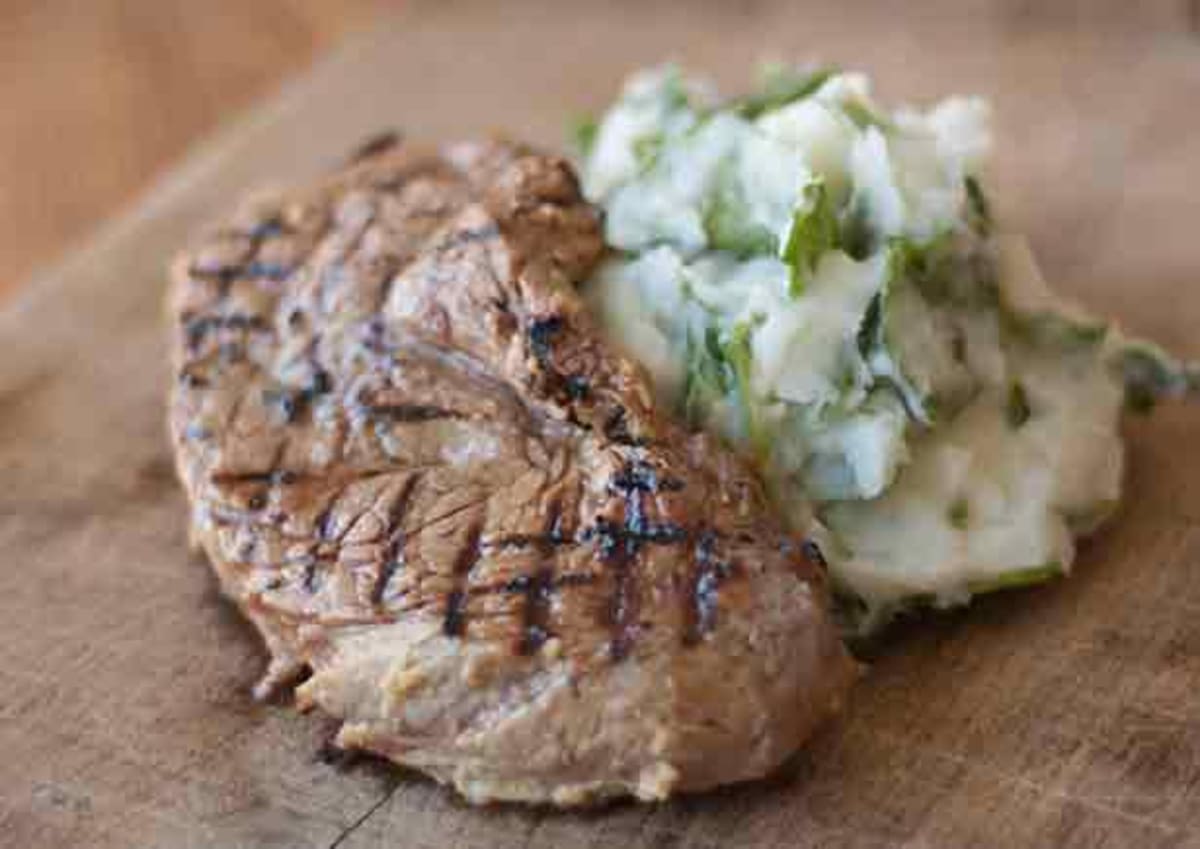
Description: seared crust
168,138,857,805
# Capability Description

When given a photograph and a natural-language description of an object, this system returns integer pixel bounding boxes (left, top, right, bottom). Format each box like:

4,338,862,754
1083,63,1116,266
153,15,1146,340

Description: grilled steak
167,138,857,805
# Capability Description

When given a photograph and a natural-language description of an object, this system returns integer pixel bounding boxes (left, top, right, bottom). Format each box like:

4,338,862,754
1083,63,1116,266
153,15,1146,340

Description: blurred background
0,0,1196,304
0,0,390,299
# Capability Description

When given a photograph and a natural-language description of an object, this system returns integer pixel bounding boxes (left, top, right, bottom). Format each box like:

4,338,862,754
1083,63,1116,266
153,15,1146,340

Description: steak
167,137,857,805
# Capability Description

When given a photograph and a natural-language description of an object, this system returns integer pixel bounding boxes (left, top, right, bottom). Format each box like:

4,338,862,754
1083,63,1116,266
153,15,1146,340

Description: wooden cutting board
3,3,1198,846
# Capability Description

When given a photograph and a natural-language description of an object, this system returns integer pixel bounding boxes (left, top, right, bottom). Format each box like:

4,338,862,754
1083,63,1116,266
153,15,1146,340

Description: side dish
577,65,1194,631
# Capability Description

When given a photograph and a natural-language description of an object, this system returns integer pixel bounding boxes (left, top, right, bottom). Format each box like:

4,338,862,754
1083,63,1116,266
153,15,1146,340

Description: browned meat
167,138,857,805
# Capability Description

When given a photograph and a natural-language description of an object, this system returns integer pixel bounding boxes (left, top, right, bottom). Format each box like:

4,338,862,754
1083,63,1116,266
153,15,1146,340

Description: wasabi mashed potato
575,65,1195,633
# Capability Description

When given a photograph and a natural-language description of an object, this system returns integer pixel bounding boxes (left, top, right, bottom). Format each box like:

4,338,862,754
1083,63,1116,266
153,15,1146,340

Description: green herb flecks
886,232,988,309
887,233,954,292
632,133,665,173
1064,500,1118,535
659,68,693,112
732,66,838,120
968,562,1063,594
782,181,839,297
842,99,892,132
723,319,769,459
857,293,883,358
948,497,970,530
965,175,992,237
840,198,875,260
886,237,926,285
1006,381,1032,428
703,160,777,256
1004,309,1108,353
682,324,733,427
950,328,967,363
569,115,599,160
1117,340,1189,415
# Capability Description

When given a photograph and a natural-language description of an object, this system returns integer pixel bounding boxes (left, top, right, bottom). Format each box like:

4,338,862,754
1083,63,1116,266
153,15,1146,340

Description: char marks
526,314,596,407
443,522,483,637
364,403,465,423
182,313,269,351
513,567,555,655
602,406,644,447
173,142,779,668
210,468,291,487
372,474,422,606
167,139,855,804
513,501,564,655
437,222,501,254
187,260,294,286
684,529,737,645
594,460,689,661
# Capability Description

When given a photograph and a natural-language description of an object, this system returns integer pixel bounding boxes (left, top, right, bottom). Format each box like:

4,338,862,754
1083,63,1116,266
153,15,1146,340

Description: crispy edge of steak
166,137,858,805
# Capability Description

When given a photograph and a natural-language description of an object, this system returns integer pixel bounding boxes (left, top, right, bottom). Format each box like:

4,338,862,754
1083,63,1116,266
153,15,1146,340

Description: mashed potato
577,65,1193,632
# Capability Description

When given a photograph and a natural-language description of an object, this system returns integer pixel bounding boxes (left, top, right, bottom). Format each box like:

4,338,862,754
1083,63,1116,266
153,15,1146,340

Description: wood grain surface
0,0,384,299
2,2,1198,847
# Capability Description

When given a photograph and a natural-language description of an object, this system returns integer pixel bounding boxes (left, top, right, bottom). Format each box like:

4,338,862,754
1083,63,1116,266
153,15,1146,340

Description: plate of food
167,60,1195,806
5,4,1199,847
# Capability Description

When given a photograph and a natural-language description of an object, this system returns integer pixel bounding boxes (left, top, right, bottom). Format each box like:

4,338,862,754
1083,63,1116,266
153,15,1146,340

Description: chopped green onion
704,324,727,372
681,324,732,426
732,66,837,119
856,293,883,358
782,181,839,297
842,99,892,131
725,322,754,397
723,320,769,458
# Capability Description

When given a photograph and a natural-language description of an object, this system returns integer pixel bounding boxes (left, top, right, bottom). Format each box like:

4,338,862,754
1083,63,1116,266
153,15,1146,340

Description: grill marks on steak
173,144,666,651
168,139,856,804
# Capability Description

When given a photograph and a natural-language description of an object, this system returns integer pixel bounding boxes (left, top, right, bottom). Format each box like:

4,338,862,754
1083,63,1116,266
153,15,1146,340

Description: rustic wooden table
2,2,1198,847
0,0,383,298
